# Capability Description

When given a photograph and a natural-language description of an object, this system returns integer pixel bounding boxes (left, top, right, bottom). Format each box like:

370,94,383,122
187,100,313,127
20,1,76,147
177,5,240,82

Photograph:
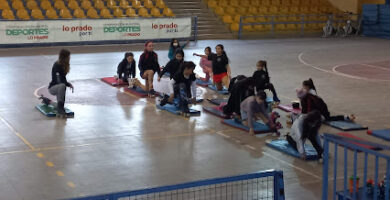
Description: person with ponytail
116,52,136,84
298,78,355,122
286,110,323,160
138,41,161,97
194,44,231,91
158,49,184,80
252,60,280,103
160,61,197,117
48,49,74,116
240,91,274,135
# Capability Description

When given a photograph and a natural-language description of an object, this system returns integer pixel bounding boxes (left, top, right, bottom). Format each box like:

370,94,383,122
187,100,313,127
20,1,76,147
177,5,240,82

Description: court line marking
332,64,390,82
0,115,36,150
262,151,321,179
298,52,390,82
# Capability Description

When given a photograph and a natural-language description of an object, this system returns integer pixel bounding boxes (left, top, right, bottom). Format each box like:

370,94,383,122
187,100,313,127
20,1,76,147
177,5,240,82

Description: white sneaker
318,158,324,164
128,78,135,88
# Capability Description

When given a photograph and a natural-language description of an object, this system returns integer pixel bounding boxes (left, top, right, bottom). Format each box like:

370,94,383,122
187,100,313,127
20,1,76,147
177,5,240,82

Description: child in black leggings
252,60,280,103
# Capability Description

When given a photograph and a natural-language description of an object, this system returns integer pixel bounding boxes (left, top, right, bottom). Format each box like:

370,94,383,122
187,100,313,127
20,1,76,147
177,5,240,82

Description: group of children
47,40,356,160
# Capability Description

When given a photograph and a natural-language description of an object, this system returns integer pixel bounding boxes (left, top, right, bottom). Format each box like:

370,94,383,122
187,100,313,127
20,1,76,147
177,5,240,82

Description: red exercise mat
337,132,382,151
277,104,301,114
101,77,128,87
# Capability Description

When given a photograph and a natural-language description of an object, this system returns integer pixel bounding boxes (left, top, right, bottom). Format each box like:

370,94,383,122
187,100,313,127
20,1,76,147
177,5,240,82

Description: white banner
0,18,192,45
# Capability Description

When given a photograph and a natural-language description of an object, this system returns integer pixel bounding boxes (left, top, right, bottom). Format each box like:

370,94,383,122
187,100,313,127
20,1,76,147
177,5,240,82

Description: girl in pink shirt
199,47,213,82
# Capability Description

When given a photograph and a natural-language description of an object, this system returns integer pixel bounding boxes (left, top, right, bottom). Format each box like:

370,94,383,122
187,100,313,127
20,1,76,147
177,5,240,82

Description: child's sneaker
39,95,51,105
159,95,169,106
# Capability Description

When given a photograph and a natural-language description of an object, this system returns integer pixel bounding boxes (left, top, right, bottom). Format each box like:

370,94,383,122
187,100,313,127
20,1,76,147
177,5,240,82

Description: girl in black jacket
48,49,74,116
252,60,280,102
138,41,160,97
117,52,136,83
299,79,355,122
158,49,184,80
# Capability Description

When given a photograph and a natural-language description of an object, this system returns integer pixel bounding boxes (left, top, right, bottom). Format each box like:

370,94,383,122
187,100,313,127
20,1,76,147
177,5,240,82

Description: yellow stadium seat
163,7,174,17
207,0,217,9
254,25,269,31
132,0,141,9
46,8,58,19
113,7,124,17
60,8,72,18
310,6,319,14
233,14,241,23
310,0,319,6
256,16,268,22
243,25,254,32
81,0,92,10
243,16,255,23
100,8,112,18
138,7,150,17
290,0,299,5
271,0,281,6
1,9,15,19
275,24,286,30
126,7,137,17
119,0,129,9
279,6,288,14
68,0,79,10
230,0,239,7
282,0,291,6
300,0,310,5
12,0,24,10
269,6,278,14
143,0,153,9
288,15,300,21
236,6,246,15
299,6,309,14
248,7,257,15
106,0,116,9
54,0,66,10
155,0,165,9
73,8,86,18
222,15,233,23
40,0,52,10
275,16,287,22
16,8,29,19
26,0,38,10
0,1,10,10
151,7,162,17
94,0,105,10
230,23,239,31
286,23,298,30
319,6,329,14
289,6,299,14
87,7,99,18
241,0,250,7
31,8,44,19
250,0,260,7
214,7,224,16
258,6,268,15
261,0,270,6
226,7,235,15
217,0,228,9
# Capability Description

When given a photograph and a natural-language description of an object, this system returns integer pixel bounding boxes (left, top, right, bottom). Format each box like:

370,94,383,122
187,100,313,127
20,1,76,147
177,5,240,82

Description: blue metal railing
238,13,361,39
322,133,390,200
69,169,285,200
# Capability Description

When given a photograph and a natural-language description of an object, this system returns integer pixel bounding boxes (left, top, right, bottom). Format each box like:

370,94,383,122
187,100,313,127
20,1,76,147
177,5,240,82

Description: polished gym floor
0,37,390,200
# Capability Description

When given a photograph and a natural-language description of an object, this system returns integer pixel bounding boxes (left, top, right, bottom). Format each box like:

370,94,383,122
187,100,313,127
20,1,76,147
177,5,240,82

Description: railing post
322,135,329,200
238,16,243,39
300,14,304,36
271,16,275,35
193,16,198,42
274,171,285,200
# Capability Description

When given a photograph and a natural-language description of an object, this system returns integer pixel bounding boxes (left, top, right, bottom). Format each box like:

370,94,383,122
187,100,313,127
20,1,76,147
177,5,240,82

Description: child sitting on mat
199,47,213,82
160,61,197,117
194,44,231,91
297,78,355,122
158,49,184,80
286,110,323,160
116,52,136,84
240,91,274,135
139,41,161,97
253,60,280,103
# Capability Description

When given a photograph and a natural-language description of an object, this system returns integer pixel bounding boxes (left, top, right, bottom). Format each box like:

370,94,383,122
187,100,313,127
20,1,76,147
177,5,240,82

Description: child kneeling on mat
160,61,197,117
286,110,323,160
253,60,280,103
240,91,274,135
116,52,136,84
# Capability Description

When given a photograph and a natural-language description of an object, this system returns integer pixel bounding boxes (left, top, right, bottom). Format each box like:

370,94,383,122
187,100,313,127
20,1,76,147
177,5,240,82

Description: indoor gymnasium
0,0,390,199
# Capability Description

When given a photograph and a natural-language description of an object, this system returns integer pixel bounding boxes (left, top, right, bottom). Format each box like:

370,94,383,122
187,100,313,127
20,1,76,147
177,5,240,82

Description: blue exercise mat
156,104,200,116
266,139,319,160
207,98,228,106
203,106,229,118
35,104,74,117
125,87,148,97
221,119,272,134
196,79,212,87
208,85,229,95
368,129,390,141
323,120,368,131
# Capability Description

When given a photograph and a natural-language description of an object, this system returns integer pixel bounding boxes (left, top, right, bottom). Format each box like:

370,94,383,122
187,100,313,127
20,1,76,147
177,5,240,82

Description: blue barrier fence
69,170,285,200
322,133,390,200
